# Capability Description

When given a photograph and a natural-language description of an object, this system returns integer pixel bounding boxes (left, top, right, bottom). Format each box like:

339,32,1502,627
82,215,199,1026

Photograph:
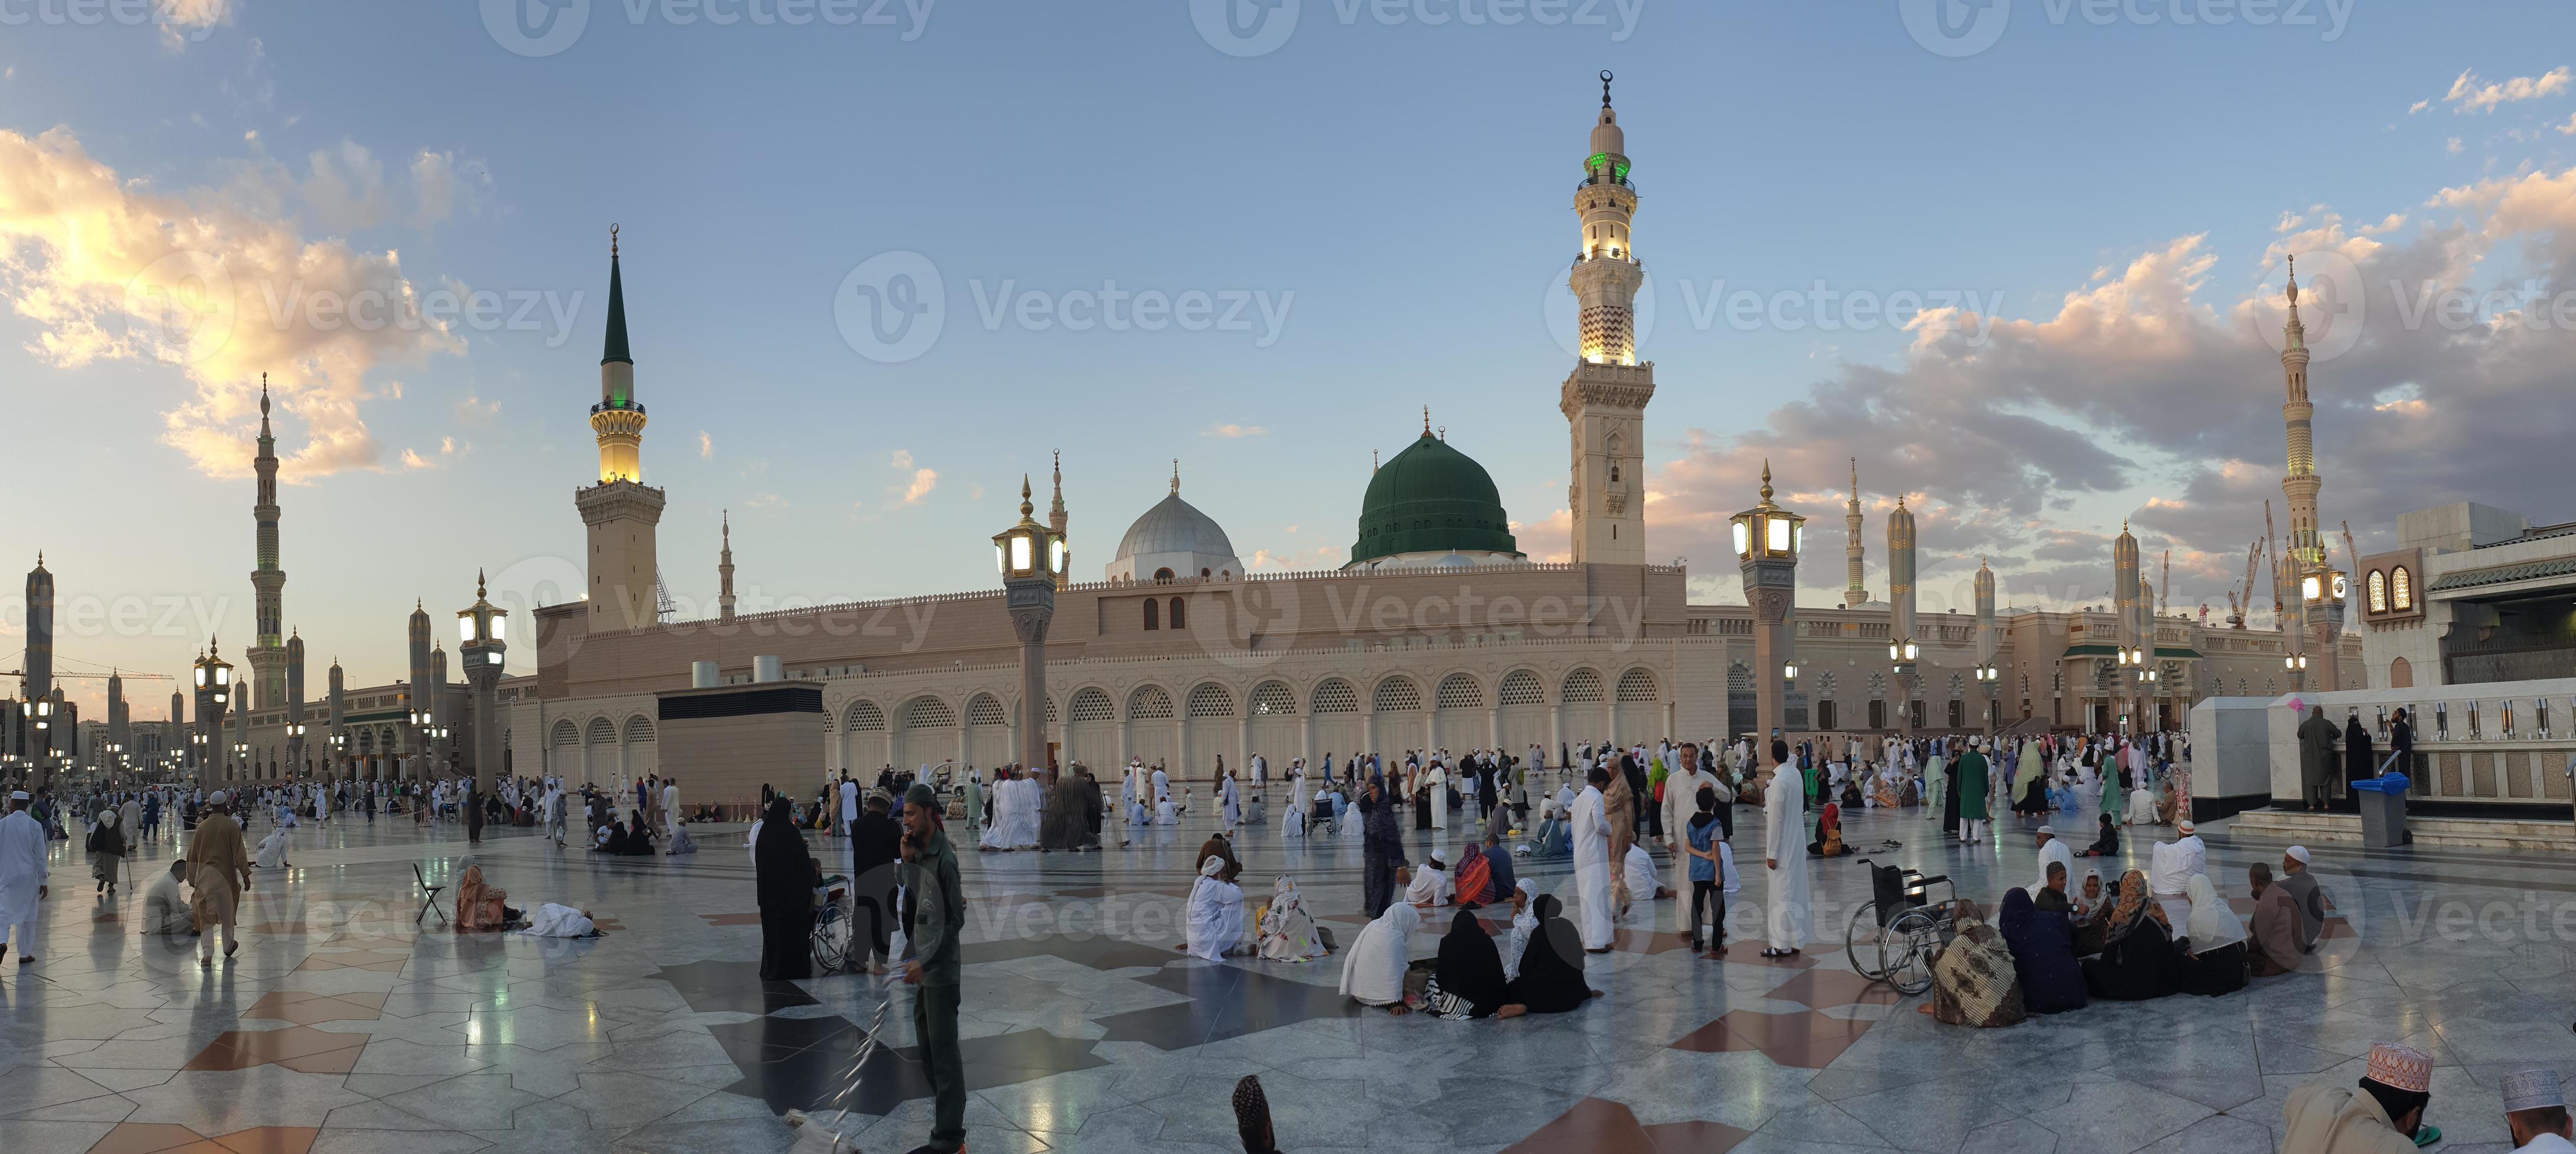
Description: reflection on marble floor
4,802,2575,1153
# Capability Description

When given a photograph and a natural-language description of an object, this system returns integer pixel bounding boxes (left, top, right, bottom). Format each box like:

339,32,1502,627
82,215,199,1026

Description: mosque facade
502,82,2358,807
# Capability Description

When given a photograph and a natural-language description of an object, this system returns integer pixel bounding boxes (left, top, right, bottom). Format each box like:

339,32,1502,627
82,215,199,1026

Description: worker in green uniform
1952,738,1991,844
900,782,966,1154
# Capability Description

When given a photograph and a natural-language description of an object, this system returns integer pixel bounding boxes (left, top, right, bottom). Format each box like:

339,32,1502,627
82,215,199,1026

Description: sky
4,0,2575,717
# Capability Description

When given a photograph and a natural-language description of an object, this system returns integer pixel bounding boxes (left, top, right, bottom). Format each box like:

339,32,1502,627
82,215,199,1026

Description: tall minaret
284,628,306,775
327,657,344,778
23,553,51,708
106,670,127,751
576,226,668,631
407,599,432,778
247,374,289,710
1844,458,1868,608
717,511,737,622
1887,495,1917,649
1049,450,1070,591
1561,71,1654,566
1974,556,1997,729
2279,257,2325,576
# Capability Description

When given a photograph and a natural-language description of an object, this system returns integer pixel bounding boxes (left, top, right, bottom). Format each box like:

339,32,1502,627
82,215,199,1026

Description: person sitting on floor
144,858,195,937
1998,886,2086,1014
1339,897,1420,1014
2078,813,2120,858
1501,893,1603,1014
1424,907,1528,1020
1405,854,1451,908
1806,800,1849,857
453,857,522,931
1257,876,1326,961
1184,855,1249,961
2081,870,2181,1001
2176,873,2249,996
252,824,292,870
1453,841,1494,908
1622,841,1672,903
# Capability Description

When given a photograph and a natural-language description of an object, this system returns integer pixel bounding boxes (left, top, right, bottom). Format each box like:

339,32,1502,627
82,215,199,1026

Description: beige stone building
504,84,2356,811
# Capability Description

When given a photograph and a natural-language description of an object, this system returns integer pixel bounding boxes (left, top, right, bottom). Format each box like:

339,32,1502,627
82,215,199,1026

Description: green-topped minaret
576,224,666,631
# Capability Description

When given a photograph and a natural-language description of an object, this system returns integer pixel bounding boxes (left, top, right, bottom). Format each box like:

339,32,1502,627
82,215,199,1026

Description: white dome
1106,487,1241,582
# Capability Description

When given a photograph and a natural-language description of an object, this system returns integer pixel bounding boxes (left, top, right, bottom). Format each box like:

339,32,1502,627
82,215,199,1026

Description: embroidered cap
2365,1043,2434,1093
2502,1069,2566,1113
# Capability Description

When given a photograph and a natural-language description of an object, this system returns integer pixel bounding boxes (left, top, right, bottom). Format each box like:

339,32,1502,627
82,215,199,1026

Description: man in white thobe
838,775,860,838
2033,826,2073,899
1762,764,1812,957
1663,747,1718,861
1570,767,1614,952
662,778,680,838
0,792,50,965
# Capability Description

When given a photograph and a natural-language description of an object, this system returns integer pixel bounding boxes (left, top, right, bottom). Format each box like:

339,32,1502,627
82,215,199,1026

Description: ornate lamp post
1730,462,1803,745
994,477,1067,778
193,642,233,787
459,570,509,795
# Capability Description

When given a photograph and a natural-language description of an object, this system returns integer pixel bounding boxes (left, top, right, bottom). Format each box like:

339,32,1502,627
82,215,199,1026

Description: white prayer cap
2503,1069,2567,1113
2177,820,2196,835
2036,825,2055,836
207,791,227,805
8,790,27,801
1199,855,1226,877
2285,845,2311,864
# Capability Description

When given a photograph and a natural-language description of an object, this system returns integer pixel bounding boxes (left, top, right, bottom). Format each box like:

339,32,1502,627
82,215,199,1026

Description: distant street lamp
995,477,1067,776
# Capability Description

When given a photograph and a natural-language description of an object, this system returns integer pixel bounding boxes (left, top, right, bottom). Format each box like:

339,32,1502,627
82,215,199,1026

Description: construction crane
2264,500,2283,628
2230,536,2261,628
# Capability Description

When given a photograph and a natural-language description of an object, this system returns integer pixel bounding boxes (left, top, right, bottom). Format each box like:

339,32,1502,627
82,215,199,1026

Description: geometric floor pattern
4,792,2573,1152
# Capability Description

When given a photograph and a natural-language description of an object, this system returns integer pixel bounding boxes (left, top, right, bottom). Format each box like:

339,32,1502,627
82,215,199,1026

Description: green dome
1349,432,1520,565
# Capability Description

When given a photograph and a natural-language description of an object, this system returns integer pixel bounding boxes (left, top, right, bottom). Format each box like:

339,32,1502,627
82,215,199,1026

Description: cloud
455,394,499,424
1640,165,2576,615
697,430,713,459
0,127,462,480
2447,137,2464,155
159,0,231,48
2442,67,2572,114
901,468,937,504
1205,422,1267,439
889,449,914,469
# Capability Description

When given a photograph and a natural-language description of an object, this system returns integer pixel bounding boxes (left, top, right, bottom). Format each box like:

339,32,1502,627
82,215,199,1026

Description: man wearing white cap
2505,1069,2574,1153
2282,1041,2435,1153
2277,845,2329,950
2149,820,2207,901
0,791,47,965
2031,825,2071,900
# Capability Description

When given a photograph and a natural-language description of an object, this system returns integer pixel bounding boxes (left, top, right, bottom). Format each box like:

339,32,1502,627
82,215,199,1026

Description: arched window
1069,688,1115,722
966,694,1006,727
624,716,654,745
585,717,616,747
1186,683,1236,718
1143,599,1159,631
1249,681,1296,715
2392,566,2413,611
1497,670,1544,707
1372,676,1423,712
1153,567,1174,583
1435,674,1483,711
847,701,886,732
1310,678,1357,714
1614,667,1658,703
1562,668,1606,704
902,697,956,730
1169,597,1186,629
2367,570,2387,614
1129,685,1175,720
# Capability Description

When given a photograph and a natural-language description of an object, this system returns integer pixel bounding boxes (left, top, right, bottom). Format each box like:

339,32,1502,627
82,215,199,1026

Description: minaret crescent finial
1171,459,1180,495
1423,404,1431,435
610,223,619,257
1600,69,1613,108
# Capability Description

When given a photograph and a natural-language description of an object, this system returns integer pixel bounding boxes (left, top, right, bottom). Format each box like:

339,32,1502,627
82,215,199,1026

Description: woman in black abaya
754,797,815,980
1502,894,1600,1014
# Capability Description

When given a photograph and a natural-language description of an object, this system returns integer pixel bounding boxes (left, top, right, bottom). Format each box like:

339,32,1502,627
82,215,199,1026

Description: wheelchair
1846,858,1961,996
811,873,854,973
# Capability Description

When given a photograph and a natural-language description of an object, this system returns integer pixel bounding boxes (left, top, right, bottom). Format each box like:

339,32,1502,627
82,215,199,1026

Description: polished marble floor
3,793,2573,1153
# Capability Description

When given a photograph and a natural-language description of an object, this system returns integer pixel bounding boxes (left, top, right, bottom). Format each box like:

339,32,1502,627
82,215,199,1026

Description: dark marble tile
647,960,819,1015
960,936,1181,973
1092,963,1361,1051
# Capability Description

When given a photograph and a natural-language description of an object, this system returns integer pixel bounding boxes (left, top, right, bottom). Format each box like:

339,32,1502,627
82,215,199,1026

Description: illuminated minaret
247,374,289,710
1844,459,1868,608
575,226,667,630
407,600,432,779
1974,556,1997,731
1561,71,1654,566
2279,257,2325,576
717,511,737,623
1049,450,1071,591
327,658,345,778
1887,496,1917,649
285,628,306,776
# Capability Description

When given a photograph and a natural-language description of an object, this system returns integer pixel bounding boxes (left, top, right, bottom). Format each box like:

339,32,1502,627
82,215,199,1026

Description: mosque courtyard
1,800,2570,1154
